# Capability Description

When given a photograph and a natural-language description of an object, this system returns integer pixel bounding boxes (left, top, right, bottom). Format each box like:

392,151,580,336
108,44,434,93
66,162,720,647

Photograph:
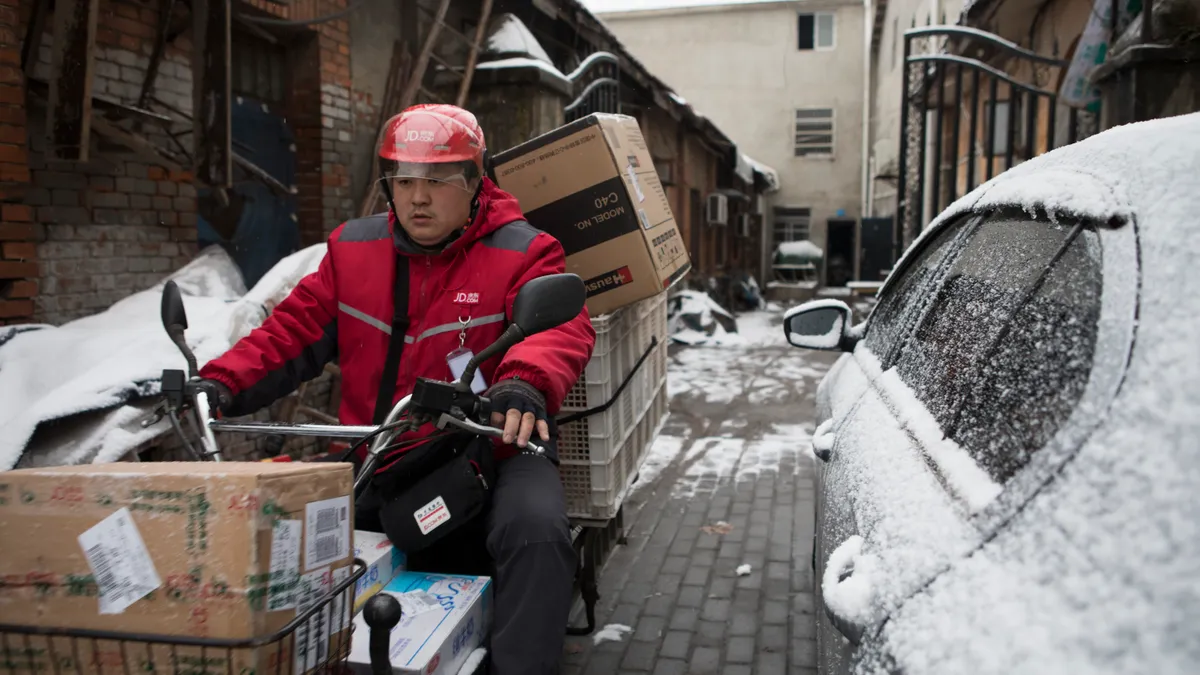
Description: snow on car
784,111,1200,674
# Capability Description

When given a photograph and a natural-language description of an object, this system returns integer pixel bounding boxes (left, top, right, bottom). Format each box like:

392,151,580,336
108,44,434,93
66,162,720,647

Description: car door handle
822,535,874,646
812,419,835,462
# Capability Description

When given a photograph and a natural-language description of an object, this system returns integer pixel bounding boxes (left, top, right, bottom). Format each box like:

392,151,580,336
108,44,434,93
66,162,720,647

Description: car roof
881,113,1200,671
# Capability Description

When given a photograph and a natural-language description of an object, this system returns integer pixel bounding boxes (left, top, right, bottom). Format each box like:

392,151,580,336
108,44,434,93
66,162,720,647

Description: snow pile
0,244,327,470
486,13,553,63
777,240,824,259
822,535,880,626
743,154,781,192
632,434,685,493
475,57,570,84
735,564,752,577
668,290,739,345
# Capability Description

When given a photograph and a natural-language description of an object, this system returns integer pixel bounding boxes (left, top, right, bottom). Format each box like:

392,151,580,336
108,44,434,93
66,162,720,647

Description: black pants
367,453,576,675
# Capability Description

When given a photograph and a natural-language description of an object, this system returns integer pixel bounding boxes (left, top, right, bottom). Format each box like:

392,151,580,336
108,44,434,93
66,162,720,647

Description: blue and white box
352,530,407,613
348,572,492,675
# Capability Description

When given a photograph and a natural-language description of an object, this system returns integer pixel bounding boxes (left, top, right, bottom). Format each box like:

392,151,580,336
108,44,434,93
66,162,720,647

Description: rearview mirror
783,300,852,351
512,273,586,336
161,280,188,332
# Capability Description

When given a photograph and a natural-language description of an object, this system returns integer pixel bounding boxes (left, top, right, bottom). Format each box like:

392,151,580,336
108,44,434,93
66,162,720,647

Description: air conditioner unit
706,193,728,225
736,213,753,237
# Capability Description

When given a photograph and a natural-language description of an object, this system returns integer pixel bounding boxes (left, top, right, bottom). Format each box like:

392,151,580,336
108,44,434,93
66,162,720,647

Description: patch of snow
592,624,633,645
475,57,569,85
736,564,752,577
668,91,687,105
743,154,781,192
0,244,327,470
822,535,880,625
631,434,686,495
485,13,553,63
777,240,824,258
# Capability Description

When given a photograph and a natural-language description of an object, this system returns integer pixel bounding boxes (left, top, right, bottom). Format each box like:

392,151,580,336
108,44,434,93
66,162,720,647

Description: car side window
949,224,1102,483
864,216,974,362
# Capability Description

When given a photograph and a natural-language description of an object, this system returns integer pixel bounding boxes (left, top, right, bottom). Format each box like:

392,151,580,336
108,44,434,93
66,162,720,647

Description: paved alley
562,307,846,675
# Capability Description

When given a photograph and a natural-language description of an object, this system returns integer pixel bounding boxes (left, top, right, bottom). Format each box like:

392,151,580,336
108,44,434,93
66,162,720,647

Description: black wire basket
0,560,368,675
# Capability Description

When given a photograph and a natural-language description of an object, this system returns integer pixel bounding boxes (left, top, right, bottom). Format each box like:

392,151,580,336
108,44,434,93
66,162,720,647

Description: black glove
484,377,548,447
189,378,234,414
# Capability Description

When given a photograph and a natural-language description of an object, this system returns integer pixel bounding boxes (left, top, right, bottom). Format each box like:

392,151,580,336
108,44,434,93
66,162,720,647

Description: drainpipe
860,0,873,260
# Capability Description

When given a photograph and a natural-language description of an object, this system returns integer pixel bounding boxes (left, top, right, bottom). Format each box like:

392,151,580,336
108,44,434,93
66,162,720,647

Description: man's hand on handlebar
187,378,233,415
484,378,549,449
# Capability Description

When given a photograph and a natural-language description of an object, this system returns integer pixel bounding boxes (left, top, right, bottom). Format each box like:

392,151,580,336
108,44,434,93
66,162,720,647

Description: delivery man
193,103,596,674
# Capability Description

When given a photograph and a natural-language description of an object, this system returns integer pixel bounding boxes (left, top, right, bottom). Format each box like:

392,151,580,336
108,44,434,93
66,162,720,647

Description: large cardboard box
492,113,691,317
0,462,355,675
348,572,491,675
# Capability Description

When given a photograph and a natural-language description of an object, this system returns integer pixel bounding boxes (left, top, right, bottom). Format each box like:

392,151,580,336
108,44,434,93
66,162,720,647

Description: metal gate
564,50,621,121
896,26,1100,250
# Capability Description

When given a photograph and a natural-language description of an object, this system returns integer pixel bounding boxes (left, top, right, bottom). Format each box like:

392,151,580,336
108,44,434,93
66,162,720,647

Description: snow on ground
592,624,632,645
638,304,834,501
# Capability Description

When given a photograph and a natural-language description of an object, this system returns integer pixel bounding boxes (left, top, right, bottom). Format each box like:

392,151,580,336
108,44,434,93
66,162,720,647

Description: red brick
96,26,120,46
0,6,17,26
0,222,34,240
148,166,167,180
0,298,33,318
3,204,31,221
0,260,36,277
0,83,21,105
110,16,155,40
168,169,193,182
0,143,25,163
0,106,25,125
115,4,140,20
3,241,34,259
0,162,28,182
6,279,36,298
0,124,21,144
118,34,141,52
0,50,17,66
0,65,18,84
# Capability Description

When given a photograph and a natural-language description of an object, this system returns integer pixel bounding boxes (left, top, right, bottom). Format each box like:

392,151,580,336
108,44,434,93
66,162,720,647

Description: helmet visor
381,161,474,193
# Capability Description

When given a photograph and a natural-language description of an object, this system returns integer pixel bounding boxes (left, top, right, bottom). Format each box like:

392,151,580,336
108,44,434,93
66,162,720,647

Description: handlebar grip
363,593,403,675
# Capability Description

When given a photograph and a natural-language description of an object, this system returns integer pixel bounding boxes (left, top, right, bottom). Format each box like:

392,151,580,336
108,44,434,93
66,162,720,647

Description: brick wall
0,0,31,323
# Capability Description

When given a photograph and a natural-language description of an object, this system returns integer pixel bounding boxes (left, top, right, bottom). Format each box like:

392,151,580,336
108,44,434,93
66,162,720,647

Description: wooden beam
193,0,232,188
139,0,177,109
20,0,50,78
46,0,100,161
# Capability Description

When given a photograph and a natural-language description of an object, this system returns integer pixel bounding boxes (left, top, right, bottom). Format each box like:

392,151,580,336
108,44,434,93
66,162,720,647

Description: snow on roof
474,56,570,85
876,112,1200,672
584,0,783,13
485,13,554,64
744,153,781,191
777,240,824,258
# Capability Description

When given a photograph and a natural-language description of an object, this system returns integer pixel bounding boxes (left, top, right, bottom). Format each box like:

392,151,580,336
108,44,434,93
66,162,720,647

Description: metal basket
0,560,367,675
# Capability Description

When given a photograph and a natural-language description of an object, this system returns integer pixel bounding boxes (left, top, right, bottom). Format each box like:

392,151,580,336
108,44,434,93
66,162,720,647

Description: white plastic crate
559,375,669,521
557,293,668,465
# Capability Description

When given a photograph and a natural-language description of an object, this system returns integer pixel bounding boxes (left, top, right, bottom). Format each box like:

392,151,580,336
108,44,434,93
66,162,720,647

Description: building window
774,207,811,244
794,108,834,157
231,29,287,104
798,12,836,50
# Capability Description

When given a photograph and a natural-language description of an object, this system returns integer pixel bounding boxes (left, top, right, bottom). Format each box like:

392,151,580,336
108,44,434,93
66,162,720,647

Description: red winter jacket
198,179,596,461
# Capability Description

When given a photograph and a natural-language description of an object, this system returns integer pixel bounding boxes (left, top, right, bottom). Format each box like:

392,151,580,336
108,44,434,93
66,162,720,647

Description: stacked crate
557,293,669,521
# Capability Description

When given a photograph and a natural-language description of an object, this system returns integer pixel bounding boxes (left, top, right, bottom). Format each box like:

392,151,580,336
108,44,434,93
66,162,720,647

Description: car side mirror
783,300,854,352
511,273,586,337
161,280,188,332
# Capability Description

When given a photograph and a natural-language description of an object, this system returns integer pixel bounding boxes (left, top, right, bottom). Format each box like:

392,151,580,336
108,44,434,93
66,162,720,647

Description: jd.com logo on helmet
406,129,436,143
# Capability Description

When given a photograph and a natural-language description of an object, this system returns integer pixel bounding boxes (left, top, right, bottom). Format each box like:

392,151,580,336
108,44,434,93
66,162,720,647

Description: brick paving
562,312,842,675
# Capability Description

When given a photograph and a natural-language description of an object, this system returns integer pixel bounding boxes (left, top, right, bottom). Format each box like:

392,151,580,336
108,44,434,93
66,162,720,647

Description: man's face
390,163,479,247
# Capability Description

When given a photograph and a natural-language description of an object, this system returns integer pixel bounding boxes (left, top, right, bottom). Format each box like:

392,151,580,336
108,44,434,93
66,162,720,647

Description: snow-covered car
782,111,1200,674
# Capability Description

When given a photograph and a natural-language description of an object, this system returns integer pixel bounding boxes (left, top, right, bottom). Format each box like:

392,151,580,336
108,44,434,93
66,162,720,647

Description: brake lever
433,413,547,456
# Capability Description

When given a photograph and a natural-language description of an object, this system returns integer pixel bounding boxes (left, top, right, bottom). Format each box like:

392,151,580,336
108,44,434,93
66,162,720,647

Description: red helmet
379,104,486,175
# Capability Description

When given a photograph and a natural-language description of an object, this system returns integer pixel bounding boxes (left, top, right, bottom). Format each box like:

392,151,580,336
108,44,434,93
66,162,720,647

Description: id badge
447,347,487,394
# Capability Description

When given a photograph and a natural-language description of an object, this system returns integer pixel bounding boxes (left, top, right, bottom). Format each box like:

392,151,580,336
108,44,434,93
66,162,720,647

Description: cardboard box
0,462,356,675
352,530,407,613
348,572,491,675
492,113,691,316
